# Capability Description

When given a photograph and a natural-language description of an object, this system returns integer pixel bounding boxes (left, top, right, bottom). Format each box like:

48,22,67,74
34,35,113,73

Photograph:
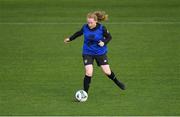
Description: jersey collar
87,23,100,31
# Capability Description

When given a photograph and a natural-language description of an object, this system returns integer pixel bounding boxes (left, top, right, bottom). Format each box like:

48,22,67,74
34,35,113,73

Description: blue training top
69,23,112,56
82,24,107,55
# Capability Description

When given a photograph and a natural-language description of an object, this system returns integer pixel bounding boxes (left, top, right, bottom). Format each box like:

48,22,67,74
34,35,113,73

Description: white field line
0,22,180,25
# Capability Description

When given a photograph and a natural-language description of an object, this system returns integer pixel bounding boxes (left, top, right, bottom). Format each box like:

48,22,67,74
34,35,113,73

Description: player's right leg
82,55,94,93
84,64,93,93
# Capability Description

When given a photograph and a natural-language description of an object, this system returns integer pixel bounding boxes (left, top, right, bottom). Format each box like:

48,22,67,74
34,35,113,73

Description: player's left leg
101,65,126,90
95,54,125,90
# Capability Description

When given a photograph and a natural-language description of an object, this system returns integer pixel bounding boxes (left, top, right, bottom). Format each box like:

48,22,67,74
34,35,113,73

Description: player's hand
98,40,104,47
64,38,70,44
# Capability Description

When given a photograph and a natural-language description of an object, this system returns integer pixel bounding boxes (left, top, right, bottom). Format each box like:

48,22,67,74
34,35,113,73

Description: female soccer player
64,11,125,93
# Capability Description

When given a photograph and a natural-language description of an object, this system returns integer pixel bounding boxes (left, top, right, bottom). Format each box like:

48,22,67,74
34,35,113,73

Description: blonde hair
87,11,108,22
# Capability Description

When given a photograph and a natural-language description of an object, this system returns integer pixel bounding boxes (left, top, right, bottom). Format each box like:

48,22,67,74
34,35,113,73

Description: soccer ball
75,90,88,102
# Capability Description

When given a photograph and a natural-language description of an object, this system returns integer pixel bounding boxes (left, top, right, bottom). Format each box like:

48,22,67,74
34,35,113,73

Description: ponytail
93,11,108,22
87,11,108,22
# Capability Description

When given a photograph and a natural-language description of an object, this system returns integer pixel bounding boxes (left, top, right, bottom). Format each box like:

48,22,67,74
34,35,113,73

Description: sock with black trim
107,71,125,90
83,75,92,93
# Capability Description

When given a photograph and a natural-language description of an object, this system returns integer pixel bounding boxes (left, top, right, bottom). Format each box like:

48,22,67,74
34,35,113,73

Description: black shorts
82,54,109,66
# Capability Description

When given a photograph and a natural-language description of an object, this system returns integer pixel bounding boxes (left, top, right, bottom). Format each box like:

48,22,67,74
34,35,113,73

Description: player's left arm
98,26,112,47
102,26,112,45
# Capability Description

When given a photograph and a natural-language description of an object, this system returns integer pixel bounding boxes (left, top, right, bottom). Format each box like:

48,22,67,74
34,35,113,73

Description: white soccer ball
75,90,88,102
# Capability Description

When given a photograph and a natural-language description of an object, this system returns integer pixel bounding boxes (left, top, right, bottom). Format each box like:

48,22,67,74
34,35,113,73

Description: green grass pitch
0,0,180,115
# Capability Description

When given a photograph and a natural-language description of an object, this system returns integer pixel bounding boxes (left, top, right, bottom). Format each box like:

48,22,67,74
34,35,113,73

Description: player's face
87,18,97,29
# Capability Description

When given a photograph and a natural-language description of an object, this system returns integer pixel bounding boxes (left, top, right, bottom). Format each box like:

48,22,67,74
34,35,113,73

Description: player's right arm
64,28,83,44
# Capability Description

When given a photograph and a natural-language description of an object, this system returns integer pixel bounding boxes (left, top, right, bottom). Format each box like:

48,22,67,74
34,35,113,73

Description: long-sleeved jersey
69,23,112,55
